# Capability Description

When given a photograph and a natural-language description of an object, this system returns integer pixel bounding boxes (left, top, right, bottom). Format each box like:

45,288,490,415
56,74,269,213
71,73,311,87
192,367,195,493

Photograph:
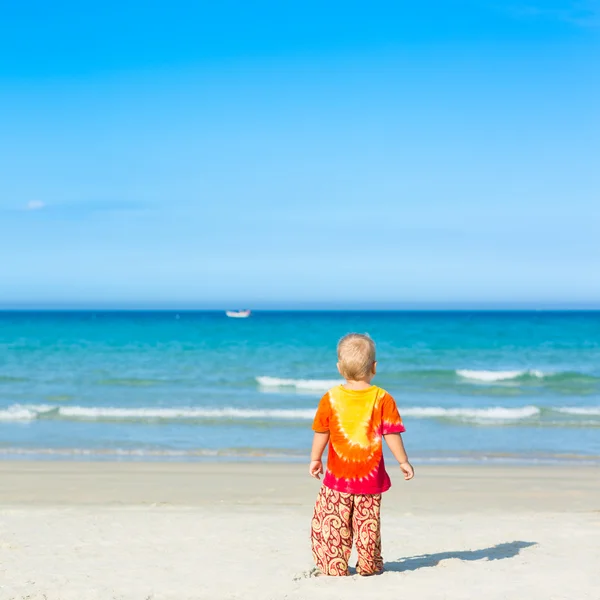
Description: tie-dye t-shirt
312,385,405,494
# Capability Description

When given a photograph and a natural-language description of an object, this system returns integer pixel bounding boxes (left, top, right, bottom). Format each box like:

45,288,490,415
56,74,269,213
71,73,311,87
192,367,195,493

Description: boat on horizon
225,309,251,318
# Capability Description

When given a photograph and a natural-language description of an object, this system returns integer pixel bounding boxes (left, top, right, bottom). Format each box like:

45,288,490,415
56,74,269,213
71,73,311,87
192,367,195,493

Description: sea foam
0,404,55,421
0,403,541,423
401,405,540,420
1,403,598,425
256,376,342,390
456,369,546,382
58,406,316,420
556,406,600,416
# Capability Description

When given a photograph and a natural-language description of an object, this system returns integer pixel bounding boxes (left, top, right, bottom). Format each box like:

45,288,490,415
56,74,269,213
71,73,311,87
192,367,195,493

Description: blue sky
1,1,599,308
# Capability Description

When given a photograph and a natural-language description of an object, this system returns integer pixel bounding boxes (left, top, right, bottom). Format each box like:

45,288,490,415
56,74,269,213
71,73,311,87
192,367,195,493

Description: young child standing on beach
309,333,414,576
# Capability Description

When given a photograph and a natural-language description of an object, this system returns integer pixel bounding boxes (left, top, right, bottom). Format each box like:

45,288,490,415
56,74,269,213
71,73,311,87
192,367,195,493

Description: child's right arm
383,433,415,480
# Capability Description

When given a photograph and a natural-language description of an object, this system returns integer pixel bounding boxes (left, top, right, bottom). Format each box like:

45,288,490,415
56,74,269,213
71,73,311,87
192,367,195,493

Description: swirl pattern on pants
311,485,383,576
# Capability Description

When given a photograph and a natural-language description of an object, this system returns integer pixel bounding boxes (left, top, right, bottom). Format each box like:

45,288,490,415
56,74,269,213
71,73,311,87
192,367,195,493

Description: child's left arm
309,432,330,479
384,433,415,481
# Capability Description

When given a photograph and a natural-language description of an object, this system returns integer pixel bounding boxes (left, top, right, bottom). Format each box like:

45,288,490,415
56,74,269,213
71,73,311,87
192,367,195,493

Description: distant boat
226,309,251,318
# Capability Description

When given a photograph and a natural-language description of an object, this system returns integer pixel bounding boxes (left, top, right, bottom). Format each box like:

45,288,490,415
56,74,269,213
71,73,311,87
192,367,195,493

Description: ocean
0,311,599,464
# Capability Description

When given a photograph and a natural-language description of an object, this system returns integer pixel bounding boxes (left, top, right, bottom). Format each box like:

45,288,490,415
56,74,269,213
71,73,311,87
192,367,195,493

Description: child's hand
400,461,415,481
309,460,324,479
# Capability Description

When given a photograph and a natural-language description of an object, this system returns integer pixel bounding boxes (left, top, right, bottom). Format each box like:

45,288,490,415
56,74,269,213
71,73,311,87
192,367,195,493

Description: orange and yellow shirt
312,385,405,495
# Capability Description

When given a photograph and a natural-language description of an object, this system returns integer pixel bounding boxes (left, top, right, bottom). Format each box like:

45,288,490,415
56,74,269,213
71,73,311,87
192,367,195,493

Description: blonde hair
337,333,376,381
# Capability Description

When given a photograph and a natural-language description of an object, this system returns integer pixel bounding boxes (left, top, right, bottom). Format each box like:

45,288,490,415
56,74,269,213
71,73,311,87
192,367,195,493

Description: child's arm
383,433,415,480
309,432,330,479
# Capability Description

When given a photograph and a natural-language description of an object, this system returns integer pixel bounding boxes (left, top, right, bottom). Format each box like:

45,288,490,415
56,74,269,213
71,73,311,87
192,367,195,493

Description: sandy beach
0,462,598,600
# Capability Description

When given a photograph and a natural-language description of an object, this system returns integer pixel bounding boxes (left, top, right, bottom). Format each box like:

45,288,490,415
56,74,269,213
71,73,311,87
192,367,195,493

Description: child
309,333,414,576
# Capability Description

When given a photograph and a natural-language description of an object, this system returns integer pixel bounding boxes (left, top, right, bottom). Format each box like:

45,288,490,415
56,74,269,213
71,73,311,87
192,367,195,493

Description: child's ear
372,361,377,375
336,362,342,375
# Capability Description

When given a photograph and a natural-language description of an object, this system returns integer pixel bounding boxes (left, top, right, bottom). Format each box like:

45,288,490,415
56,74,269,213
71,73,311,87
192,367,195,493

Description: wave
60,406,317,420
456,369,546,382
0,403,598,426
556,406,600,416
258,370,600,390
0,404,55,421
256,376,342,390
258,370,552,386
0,404,316,422
401,406,541,420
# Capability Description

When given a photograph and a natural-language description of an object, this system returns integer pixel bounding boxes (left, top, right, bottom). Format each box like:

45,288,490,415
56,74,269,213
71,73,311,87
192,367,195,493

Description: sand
0,462,598,599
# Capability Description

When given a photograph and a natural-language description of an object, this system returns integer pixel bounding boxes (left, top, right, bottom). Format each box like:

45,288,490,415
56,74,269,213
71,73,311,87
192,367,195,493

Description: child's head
337,333,376,382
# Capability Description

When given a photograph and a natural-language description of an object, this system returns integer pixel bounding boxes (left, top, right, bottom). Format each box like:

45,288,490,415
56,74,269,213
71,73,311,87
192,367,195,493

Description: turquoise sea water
0,311,599,464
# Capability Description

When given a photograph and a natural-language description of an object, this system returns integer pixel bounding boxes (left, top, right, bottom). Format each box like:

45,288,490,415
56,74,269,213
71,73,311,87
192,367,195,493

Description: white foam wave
456,369,546,382
0,407,37,421
0,404,55,421
0,403,540,423
59,405,315,420
556,407,600,416
2,403,598,424
402,406,540,420
256,376,342,390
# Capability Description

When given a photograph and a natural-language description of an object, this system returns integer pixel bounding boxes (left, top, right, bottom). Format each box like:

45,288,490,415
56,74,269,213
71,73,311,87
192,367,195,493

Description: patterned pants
310,485,383,576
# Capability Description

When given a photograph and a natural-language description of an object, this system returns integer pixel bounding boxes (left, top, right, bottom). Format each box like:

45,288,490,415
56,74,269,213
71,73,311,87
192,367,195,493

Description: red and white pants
310,485,383,576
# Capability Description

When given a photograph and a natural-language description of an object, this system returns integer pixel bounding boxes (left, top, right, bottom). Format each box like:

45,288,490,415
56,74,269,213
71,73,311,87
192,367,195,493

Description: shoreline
1,461,598,512
1,449,599,466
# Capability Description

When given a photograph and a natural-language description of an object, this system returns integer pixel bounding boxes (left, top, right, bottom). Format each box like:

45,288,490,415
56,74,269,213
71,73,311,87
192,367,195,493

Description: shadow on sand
385,540,537,573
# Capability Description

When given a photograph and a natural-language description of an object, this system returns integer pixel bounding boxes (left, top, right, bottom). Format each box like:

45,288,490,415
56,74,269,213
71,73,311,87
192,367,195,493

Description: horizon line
1,305,600,312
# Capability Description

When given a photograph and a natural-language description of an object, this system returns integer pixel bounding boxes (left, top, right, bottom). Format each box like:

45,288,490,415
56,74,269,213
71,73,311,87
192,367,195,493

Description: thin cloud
26,200,45,211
